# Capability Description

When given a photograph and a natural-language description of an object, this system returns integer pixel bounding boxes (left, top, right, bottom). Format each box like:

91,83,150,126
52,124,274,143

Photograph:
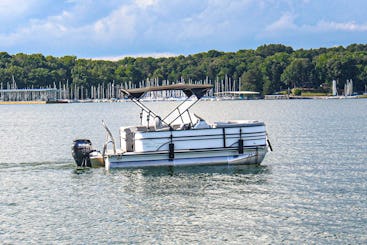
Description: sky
1,0,367,59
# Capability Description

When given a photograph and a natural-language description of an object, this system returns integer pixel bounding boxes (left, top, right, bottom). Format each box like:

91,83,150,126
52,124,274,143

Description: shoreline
0,101,47,105
1,95,366,104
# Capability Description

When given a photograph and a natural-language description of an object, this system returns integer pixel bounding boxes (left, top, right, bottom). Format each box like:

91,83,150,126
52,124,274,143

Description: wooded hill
1,43,367,95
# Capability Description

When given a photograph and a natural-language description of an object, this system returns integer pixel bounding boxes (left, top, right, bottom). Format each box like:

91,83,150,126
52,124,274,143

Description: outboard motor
72,139,93,167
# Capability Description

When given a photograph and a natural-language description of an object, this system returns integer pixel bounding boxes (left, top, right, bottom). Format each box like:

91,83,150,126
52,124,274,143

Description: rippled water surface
0,99,366,243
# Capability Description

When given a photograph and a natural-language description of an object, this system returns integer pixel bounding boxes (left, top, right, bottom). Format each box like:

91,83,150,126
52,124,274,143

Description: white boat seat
214,120,264,128
193,119,210,129
154,116,163,130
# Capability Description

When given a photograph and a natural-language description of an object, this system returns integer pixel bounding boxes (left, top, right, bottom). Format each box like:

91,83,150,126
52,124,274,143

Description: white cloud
149,0,256,42
92,5,137,42
262,11,367,40
265,13,297,32
0,0,36,17
0,2,140,51
315,21,367,32
2,0,367,56
135,0,157,9
91,52,177,61
0,0,271,55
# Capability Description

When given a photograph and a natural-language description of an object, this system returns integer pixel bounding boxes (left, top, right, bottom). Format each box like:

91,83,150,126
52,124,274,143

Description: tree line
1,43,367,95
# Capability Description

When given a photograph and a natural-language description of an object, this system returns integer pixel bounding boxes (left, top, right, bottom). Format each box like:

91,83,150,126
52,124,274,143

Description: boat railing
102,120,116,155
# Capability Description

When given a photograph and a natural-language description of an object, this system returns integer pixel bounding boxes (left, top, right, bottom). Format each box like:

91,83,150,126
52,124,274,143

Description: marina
0,77,248,103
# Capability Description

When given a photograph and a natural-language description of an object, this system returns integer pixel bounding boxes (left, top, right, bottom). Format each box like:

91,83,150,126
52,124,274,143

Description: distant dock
0,101,47,105
264,95,289,100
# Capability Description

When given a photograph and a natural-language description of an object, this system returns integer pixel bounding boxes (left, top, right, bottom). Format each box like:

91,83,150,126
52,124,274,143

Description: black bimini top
121,83,213,99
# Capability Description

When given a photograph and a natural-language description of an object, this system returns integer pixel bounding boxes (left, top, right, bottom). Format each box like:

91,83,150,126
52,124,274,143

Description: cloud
92,5,137,42
140,0,259,50
135,0,157,9
0,1,139,54
314,21,367,32
91,52,177,61
262,11,367,39
0,1,320,55
265,13,297,32
0,0,37,17
2,0,367,57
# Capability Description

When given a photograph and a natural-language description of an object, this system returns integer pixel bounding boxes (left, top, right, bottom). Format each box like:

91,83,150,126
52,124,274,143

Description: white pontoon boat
72,84,271,170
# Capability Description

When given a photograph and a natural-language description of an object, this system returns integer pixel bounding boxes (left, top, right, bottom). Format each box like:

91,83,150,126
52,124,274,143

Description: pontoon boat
72,84,271,170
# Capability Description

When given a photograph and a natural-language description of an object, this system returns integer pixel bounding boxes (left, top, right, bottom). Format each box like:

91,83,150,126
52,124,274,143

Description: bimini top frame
121,83,213,129
121,83,213,100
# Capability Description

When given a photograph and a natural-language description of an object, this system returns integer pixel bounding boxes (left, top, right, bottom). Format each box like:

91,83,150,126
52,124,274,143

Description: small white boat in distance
72,83,271,170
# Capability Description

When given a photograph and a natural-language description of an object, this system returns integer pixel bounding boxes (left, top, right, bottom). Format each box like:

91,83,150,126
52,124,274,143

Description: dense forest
1,43,367,96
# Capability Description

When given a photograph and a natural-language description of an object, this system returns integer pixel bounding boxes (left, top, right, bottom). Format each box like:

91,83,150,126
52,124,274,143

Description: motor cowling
72,139,93,167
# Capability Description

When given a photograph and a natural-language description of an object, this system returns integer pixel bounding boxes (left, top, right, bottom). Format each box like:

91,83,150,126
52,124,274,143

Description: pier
0,88,58,102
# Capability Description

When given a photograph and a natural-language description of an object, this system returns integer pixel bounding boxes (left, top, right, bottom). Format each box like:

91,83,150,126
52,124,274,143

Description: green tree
256,44,293,57
29,68,50,87
0,52,12,68
125,64,143,83
241,68,264,93
71,59,92,86
281,58,316,88
261,52,290,94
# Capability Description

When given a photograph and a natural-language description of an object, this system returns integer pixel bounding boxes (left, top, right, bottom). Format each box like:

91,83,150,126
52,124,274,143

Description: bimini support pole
121,89,171,128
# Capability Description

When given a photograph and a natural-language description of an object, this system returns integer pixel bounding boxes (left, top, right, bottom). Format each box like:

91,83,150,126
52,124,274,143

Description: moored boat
72,83,271,170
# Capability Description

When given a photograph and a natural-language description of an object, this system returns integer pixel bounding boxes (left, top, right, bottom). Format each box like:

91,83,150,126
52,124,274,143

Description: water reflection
97,164,271,197
108,164,270,176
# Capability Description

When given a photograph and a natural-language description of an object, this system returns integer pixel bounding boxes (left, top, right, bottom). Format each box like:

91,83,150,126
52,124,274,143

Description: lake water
0,99,366,243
